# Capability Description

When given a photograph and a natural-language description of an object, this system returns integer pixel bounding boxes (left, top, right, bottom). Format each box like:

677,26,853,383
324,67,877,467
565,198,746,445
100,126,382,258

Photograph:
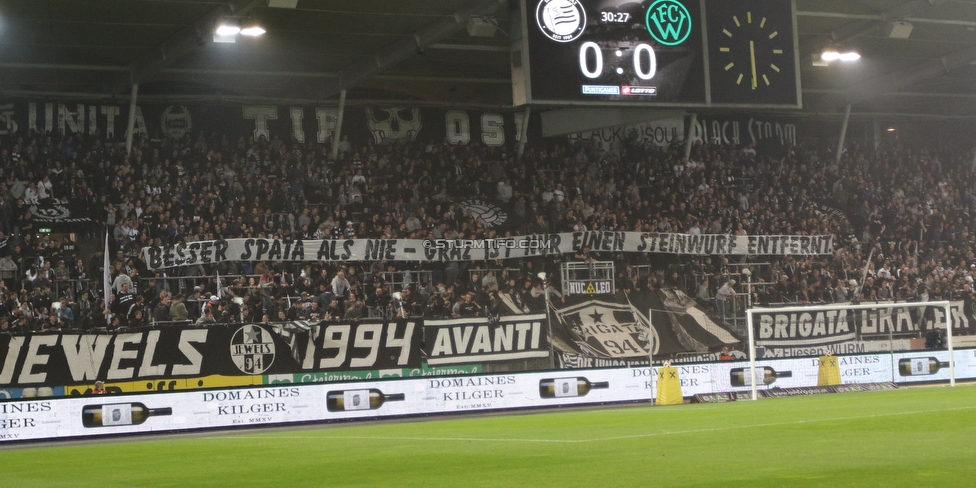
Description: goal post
744,300,954,401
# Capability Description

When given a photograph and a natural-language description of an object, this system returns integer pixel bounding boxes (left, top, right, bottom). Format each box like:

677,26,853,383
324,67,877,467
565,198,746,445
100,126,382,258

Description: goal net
732,300,962,400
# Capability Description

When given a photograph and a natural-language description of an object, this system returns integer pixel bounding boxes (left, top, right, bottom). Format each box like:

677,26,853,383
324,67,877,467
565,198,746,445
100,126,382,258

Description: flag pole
216,270,224,299
103,228,111,316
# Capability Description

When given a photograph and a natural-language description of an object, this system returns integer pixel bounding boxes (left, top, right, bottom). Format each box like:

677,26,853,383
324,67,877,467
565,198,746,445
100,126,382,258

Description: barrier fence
1,347,973,443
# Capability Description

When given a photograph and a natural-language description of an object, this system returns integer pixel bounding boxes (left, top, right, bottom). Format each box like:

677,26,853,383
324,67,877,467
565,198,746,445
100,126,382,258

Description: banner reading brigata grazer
142,233,834,270
753,300,975,347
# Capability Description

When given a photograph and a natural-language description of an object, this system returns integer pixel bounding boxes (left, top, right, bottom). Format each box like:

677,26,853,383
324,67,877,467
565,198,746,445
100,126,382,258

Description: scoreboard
513,0,801,108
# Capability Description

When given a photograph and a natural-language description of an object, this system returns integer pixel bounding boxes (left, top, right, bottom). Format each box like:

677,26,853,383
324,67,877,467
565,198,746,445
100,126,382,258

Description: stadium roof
2,0,976,118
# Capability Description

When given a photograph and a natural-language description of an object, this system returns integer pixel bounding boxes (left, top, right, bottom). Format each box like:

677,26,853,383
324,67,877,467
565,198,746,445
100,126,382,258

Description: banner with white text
423,314,549,365
753,301,974,347
142,233,834,270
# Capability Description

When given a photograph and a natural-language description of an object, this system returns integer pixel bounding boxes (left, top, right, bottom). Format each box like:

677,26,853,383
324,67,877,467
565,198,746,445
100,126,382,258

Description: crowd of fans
1,122,976,333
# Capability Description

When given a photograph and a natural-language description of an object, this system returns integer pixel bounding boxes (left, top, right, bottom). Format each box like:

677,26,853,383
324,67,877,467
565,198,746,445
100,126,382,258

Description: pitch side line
231,404,976,444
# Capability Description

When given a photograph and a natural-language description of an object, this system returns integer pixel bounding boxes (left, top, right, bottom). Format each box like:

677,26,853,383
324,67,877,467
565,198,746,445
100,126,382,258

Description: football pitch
4,385,976,487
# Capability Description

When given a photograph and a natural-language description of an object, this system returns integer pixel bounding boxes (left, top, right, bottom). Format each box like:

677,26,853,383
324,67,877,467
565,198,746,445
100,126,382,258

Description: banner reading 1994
142,232,833,270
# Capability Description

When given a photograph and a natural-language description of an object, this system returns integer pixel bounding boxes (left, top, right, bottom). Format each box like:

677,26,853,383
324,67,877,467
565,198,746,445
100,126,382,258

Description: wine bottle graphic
539,377,609,398
326,389,405,412
82,403,172,428
898,357,950,376
729,367,792,387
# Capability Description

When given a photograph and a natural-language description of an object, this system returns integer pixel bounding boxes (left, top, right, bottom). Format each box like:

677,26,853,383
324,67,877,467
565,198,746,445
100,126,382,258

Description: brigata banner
142,232,834,269
754,301,974,347
423,314,548,365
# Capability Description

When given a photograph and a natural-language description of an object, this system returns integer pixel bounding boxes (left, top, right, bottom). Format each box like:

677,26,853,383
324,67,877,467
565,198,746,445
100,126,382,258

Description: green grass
5,386,976,487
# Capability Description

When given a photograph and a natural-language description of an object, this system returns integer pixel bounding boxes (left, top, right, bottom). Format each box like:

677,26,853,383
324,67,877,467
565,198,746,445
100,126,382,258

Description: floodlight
215,24,241,36
240,25,266,37
820,50,859,63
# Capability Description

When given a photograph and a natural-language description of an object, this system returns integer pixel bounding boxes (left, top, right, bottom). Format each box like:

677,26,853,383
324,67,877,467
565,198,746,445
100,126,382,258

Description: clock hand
749,40,757,90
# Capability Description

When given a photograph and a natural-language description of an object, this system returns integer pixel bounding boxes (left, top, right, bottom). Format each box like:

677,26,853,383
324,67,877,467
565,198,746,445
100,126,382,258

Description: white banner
755,301,972,347
2,348,975,443
142,233,834,269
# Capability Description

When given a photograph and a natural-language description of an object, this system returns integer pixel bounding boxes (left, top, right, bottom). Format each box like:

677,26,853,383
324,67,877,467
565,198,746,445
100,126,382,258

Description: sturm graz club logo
159,104,193,140
536,0,586,43
459,200,508,228
230,325,276,374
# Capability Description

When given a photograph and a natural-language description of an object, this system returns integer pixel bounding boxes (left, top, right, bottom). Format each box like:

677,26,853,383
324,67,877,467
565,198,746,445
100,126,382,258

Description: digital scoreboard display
517,0,800,108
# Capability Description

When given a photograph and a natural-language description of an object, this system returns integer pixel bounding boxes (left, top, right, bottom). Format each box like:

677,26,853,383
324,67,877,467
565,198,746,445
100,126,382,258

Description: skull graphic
365,107,422,144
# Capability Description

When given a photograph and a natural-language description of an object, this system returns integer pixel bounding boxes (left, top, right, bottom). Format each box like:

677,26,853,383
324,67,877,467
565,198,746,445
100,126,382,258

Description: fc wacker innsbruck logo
536,0,586,42
230,324,276,375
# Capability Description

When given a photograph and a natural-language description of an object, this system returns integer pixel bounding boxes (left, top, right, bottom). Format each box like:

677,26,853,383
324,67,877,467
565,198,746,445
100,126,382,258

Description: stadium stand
1,127,974,333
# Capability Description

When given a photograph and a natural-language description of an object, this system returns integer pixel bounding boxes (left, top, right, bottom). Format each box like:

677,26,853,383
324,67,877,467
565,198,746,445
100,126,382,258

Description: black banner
0,320,425,388
0,101,536,147
753,301,975,347
687,114,798,150
550,289,740,369
423,314,549,365
0,325,299,387
293,320,423,371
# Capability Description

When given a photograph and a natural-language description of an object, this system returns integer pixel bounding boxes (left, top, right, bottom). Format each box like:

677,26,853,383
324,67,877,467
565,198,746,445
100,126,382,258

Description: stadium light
214,20,265,43
240,25,266,37
215,24,241,36
213,21,240,43
820,50,860,62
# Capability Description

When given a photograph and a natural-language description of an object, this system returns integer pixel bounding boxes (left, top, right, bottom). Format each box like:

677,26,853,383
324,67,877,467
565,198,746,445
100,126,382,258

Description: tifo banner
291,320,423,372
552,300,656,366
0,325,300,387
687,114,798,149
142,233,834,269
0,321,428,388
0,101,533,147
565,114,799,149
423,314,549,365
753,301,974,348
567,117,684,147
550,289,740,369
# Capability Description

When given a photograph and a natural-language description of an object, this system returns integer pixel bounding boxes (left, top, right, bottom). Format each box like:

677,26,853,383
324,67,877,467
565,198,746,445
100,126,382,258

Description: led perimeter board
513,0,801,108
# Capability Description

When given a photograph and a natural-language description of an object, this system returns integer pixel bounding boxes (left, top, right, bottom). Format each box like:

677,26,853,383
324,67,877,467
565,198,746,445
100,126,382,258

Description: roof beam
846,44,976,105
797,10,976,28
802,0,949,53
297,0,506,99
109,0,265,94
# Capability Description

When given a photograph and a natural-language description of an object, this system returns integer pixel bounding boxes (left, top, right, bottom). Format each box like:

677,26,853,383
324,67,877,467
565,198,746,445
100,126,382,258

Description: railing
138,270,434,297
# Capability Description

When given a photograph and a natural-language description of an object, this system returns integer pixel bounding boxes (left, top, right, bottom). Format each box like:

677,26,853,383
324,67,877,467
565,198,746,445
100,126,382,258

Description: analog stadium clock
705,0,799,106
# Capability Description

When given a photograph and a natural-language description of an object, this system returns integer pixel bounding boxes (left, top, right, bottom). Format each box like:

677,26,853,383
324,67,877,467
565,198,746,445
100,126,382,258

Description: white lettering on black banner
143,233,834,269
